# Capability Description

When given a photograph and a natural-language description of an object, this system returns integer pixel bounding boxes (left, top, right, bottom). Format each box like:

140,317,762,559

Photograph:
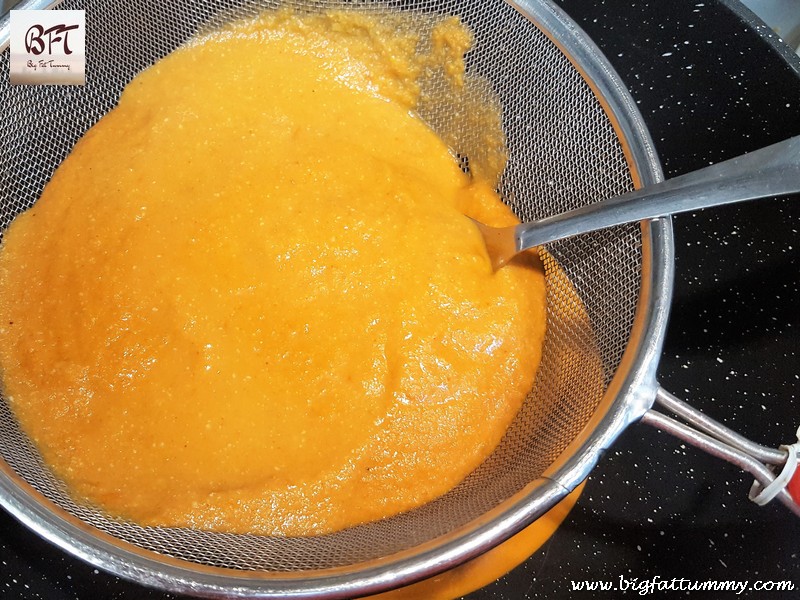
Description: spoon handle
516,135,800,251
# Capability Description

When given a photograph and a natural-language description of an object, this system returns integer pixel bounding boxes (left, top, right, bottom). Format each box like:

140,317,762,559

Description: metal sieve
0,1,797,598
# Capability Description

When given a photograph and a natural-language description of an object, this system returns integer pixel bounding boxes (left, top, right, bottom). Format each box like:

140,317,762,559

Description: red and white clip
749,426,800,507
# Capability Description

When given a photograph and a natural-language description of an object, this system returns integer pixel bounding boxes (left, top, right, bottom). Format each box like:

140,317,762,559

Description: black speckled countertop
2,0,799,598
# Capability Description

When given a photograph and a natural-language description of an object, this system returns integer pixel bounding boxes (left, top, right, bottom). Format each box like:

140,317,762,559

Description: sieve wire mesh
0,0,641,574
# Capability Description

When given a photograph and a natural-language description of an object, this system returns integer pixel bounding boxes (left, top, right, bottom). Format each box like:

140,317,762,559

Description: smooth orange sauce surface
0,11,546,535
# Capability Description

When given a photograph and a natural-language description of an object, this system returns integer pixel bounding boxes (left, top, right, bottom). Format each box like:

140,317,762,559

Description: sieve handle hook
641,387,800,516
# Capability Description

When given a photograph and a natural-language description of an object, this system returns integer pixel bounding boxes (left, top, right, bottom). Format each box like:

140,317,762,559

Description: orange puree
0,10,546,535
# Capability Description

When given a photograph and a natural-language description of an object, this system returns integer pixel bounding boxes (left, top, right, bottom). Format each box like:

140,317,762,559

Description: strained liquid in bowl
0,8,548,536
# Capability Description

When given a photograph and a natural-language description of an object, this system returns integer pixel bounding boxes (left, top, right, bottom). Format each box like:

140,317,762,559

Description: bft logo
24,23,81,56
9,10,86,85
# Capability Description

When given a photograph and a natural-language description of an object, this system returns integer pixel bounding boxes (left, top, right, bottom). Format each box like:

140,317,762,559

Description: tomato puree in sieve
0,10,546,535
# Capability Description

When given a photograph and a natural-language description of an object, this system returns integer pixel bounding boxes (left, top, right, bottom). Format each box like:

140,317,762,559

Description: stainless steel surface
654,386,787,466
475,135,800,270
0,0,671,597
642,389,800,516
640,410,800,516
740,0,800,51
0,0,58,51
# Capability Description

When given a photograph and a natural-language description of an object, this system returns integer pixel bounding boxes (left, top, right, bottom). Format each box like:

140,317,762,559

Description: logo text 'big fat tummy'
9,10,86,85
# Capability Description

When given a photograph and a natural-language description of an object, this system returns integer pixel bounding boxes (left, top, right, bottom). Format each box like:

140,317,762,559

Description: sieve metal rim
0,0,62,51
505,0,670,495
0,0,671,597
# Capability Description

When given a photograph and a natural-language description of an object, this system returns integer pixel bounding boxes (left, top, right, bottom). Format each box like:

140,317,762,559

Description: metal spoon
473,135,800,270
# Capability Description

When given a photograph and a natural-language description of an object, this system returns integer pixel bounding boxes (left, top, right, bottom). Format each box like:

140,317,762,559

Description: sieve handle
514,135,800,251
641,387,800,516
